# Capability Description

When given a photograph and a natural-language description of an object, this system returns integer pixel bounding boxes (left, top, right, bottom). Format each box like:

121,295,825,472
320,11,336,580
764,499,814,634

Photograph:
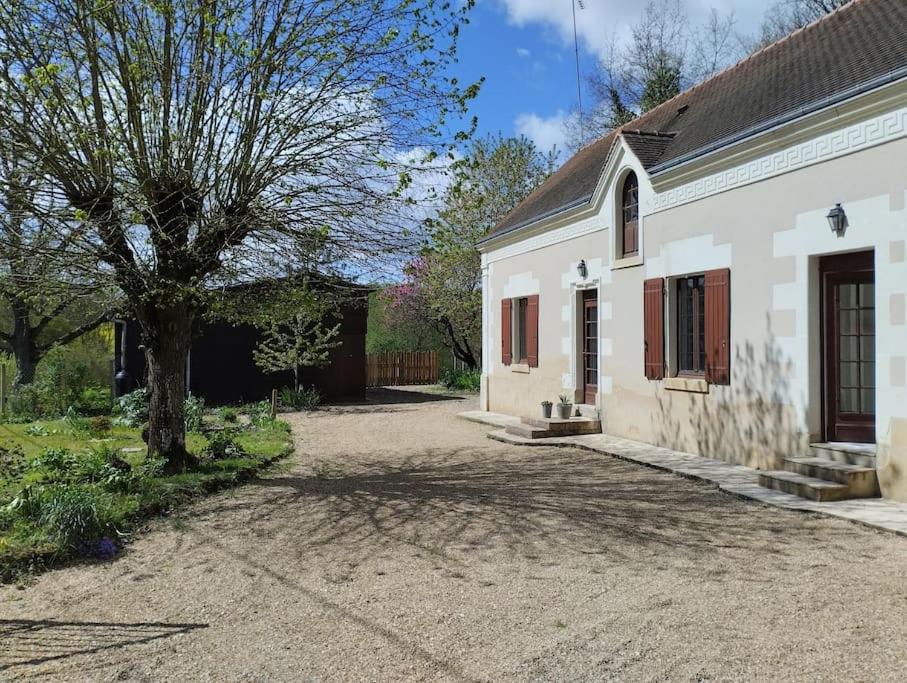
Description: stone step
522,416,601,436
784,457,880,497
757,470,851,502
809,442,876,468
504,423,553,440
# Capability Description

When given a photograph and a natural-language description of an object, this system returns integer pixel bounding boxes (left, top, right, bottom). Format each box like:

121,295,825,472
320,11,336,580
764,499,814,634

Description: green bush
204,431,245,460
246,400,275,427
219,407,239,423
440,368,481,392
88,415,113,437
116,389,149,427
184,394,205,432
279,386,321,411
36,483,114,549
8,385,41,422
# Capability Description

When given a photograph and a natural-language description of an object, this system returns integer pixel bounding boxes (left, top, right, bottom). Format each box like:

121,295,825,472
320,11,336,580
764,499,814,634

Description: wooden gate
367,351,439,387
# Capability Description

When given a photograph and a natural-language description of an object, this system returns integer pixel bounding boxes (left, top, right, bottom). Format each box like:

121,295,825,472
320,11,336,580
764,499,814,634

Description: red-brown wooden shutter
643,278,665,380
526,294,539,367
501,298,512,365
705,268,731,385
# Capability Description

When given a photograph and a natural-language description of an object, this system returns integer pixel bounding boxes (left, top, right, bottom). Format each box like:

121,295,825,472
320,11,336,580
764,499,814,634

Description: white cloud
516,47,531,59
496,0,767,58
514,110,569,158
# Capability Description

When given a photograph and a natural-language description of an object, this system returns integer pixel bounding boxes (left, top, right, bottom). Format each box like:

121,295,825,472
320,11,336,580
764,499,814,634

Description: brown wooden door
582,290,598,404
821,251,875,443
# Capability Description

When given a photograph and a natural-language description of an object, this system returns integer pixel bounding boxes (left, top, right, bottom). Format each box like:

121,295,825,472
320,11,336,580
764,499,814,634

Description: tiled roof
487,0,907,241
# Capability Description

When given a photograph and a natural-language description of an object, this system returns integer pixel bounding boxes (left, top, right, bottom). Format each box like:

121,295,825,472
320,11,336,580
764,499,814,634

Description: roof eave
649,66,907,177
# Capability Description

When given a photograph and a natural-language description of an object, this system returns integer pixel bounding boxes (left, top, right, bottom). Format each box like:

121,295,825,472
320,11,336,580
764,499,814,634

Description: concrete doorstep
457,410,907,538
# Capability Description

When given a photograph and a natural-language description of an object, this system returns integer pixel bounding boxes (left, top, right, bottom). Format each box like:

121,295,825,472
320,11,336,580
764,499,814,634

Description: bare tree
566,1,746,150
0,0,478,470
758,0,852,46
0,142,112,386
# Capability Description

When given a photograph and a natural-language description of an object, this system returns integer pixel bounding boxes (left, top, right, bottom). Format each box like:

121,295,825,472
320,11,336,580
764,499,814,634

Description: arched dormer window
621,172,639,257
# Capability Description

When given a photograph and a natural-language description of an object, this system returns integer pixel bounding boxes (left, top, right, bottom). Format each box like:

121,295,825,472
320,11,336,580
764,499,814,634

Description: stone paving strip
458,410,907,537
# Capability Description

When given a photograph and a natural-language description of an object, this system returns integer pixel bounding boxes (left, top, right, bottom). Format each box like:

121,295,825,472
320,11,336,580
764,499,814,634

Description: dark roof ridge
484,0,905,243
612,0,866,141
619,129,676,138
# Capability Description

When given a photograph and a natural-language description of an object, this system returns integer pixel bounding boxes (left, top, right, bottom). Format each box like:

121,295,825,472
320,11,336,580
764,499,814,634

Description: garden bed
0,414,293,584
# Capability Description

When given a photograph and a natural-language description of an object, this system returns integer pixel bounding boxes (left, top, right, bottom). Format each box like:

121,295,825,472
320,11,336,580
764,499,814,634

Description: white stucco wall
481,86,907,501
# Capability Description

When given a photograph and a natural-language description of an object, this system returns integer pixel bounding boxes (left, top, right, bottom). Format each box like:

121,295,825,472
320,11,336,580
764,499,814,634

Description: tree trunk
140,304,194,473
11,299,39,387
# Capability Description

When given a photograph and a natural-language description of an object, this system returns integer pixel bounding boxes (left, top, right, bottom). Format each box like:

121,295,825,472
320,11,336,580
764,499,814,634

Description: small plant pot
541,403,553,418
556,403,572,420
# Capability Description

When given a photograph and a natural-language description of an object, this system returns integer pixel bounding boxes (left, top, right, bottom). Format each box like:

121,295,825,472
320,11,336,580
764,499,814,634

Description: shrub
88,415,113,438
279,386,321,411
64,406,91,435
31,448,81,479
219,407,239,423
8,385,41,422
247,400,275,428
24,423,50,437
0,445,28,482
440,368,481,392
204,431,245,460
117,388,149,427
36,484,114,550
184,394,205,432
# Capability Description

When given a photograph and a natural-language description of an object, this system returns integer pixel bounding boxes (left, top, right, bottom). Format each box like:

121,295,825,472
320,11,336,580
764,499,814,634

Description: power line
572,0,585,144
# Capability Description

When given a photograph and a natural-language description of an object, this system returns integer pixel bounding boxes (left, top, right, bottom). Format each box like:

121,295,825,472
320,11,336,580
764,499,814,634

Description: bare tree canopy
759,0,853,46
567,0,747,150
0,0,479,469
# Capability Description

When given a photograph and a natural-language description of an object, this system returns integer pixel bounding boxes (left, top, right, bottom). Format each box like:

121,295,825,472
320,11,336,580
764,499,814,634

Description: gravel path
2,387,907,681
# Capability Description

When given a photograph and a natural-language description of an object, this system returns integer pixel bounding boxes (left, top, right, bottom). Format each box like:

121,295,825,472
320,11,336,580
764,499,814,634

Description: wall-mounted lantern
826,203,847,237
577,259,588,279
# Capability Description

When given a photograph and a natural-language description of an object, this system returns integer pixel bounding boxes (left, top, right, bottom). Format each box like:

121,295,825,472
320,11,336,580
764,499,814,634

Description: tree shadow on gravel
200,446,851,571
313,387,469,415
0,619,207,672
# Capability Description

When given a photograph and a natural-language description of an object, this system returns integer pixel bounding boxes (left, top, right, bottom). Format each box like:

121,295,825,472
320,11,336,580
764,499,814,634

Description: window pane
860,362,875,387
861,389,875,414
860,336,874,361
840,310,857,334
840,337,859,361
860,308,874,335
839,362,858,387
839,284,858,308
839,388,859,413
859,283,874,306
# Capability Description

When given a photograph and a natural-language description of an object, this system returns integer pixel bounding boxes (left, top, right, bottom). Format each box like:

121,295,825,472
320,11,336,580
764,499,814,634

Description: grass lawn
0,417,293,583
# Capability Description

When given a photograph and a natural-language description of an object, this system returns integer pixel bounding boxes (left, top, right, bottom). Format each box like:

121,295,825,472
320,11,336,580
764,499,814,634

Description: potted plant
557,394,573,420
540,400,553,418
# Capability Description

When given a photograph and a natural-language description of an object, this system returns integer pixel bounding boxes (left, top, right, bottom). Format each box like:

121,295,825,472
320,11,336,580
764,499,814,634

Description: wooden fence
367,351,439,387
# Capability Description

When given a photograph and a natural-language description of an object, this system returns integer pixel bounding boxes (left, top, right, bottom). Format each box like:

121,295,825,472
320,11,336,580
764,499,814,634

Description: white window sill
612,254,643,270
664,376,709,393
510,363,530,374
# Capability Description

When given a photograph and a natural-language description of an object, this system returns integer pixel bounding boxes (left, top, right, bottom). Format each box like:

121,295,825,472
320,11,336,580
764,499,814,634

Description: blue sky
453,0,771,159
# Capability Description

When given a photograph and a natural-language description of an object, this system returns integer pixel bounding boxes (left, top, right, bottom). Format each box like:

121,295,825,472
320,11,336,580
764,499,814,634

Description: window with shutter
643,278,665,379
501,299,512,365
526,295,539,367
704,268,731,384
621,173,639,258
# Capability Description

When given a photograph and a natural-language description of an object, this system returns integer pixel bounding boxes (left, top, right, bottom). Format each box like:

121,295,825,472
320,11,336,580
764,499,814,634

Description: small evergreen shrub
204,431,245,460
184,394,205,432
218,407,239,423
279,386,321,411
36,484,114,550
117,389,149,427
440,368,481,392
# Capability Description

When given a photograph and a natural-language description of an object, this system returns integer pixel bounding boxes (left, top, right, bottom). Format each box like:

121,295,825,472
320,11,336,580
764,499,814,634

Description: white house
477,0,907,502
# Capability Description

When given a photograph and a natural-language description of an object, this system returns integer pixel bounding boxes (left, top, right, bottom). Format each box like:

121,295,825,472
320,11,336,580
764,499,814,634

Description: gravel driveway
3,387,907,681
